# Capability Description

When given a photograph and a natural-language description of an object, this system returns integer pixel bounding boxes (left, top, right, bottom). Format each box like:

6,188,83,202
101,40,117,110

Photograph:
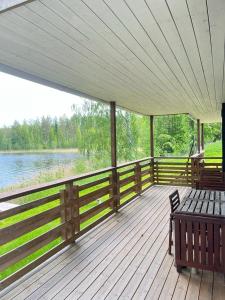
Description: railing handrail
154,156,189,159
117,157,152,169
1,153,222,202
191,156,222,160
0,166,115,202
191,150,204,158
0,156,153,202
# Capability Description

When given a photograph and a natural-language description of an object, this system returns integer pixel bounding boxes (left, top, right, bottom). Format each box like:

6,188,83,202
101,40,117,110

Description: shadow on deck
0,185,224,300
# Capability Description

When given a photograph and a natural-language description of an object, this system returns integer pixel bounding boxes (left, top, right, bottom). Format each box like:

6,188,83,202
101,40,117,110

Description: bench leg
168,218,173,255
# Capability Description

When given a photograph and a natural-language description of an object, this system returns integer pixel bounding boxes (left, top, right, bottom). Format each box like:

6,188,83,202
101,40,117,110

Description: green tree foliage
0,100,221,161
154,115,197,156
204,123,221,143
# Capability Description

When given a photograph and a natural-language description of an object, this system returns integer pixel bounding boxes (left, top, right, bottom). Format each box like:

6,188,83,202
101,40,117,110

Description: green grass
204,141,222,157
4,141,223,283
0,172,113,281
0,165,148,282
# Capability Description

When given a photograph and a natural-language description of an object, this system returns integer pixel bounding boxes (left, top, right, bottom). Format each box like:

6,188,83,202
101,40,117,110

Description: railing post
60,182,80,243
109,169,120,211
197,119,201,153
155,160,159,184
151,157,155,185
135,162,142,195
150,115,155,184
72,184,80,237
201,123,204,151
191,157,196,188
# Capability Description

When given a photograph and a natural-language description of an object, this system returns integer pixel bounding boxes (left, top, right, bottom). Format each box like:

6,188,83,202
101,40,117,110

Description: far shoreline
0,148,80,154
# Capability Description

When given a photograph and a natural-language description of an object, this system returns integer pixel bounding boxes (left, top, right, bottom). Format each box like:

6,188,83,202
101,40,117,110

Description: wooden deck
0,185,225,300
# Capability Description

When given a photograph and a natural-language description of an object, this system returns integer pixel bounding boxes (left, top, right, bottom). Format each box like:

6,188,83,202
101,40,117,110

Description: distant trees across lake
0,100,221,161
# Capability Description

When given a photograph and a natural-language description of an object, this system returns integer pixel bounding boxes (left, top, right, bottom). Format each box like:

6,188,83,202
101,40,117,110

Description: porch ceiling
0,0,224,122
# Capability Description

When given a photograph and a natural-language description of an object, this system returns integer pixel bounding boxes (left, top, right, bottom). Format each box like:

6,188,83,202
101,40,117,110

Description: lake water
0,152,81,189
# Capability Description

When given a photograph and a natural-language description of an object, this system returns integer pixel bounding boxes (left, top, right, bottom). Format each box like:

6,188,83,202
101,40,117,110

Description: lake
0,151,81,189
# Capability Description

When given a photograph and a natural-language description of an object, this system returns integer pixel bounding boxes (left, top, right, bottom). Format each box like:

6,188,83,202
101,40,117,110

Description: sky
0,71,84,127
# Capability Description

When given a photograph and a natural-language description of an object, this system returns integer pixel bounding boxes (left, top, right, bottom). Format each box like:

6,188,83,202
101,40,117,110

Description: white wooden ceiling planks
0,0,225,122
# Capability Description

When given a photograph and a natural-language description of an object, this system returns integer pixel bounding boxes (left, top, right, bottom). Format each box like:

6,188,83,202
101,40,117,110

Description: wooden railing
0,157,153,289
0,153,223,289
154,156,192,187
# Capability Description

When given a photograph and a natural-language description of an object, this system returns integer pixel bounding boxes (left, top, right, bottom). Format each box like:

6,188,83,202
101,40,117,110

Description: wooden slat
120,185,137,198
118,167,135,176
79,185,111,207
157,162,190,166
140,162,151,168
117,157,151,169
80,199,113,223
141,177,153,186
78,177,109,191
0,167,114,202
157,170,192,174
0,241,68,290
140,169,152,176
119,175,135,187
0,206,61,245
0,225,63,272
0,193,60,220
155,166,191,171
1,186,224,299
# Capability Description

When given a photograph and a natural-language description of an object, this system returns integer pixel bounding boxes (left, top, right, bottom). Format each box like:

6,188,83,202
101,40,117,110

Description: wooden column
150,115,155,184
110,102,117,167
222,103,225,172
150,115,154,157
197,119,201,153
110,102,119,209
201,123,204,151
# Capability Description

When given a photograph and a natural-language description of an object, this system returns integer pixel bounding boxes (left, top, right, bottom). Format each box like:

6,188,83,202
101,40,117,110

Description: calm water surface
0,152,81,189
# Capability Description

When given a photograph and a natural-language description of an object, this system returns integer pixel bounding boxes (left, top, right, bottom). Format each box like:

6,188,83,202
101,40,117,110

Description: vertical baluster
135,162,141,195
60,187,72,242
73,185,80,238
60,188,68,242
151,158,154,185
60,182,80,243
110,169,120,211
155,160,159,184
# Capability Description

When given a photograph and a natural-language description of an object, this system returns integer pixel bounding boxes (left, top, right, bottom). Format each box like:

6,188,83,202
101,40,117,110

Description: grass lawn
1,141,222,282
0,165,150,282
204,141,222,157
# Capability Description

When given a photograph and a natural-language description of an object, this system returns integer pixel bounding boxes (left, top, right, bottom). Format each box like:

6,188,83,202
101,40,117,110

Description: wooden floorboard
1,185,225,300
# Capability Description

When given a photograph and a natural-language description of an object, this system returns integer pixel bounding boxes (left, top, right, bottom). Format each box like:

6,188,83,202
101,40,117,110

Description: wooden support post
222,104,225,172
197,119,201,153
60,189,68,242
135,162,142,195
191,158,195,188
201,123,204,151
109,172,120,210
60,182,80,243
72,185,80,237
150,115,154,158
150,115,155,183
110,102,119,210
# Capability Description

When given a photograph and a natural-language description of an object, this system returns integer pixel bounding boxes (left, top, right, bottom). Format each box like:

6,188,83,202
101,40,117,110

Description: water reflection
0,152,81,189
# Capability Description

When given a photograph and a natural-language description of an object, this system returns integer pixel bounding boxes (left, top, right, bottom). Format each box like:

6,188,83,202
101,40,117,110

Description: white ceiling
0,0,224,122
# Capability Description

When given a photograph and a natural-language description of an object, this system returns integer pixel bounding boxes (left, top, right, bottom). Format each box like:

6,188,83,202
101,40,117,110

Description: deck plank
50,186,172,300
72,186,171,300
0,185,224,300
185,271,202,300
172,269,190,300
199,270,213,300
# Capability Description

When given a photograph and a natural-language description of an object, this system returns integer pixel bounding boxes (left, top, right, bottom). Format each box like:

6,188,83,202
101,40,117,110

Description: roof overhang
0,0,224,122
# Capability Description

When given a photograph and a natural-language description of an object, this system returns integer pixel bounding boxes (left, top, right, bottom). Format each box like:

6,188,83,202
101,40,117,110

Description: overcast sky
0,72,83,127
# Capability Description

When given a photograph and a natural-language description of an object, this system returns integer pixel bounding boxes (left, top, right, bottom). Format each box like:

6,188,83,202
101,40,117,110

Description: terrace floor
1,185,225,300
